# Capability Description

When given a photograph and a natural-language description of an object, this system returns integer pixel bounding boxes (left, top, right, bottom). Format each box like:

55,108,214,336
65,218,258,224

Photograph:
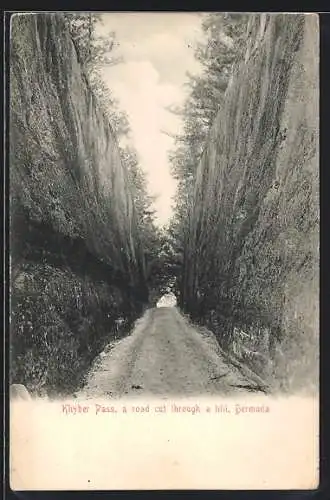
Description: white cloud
119,32,201,85
102,61,182,225
97,14,203,226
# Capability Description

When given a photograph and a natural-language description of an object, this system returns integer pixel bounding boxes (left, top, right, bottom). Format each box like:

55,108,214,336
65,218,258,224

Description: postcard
9,11,319,490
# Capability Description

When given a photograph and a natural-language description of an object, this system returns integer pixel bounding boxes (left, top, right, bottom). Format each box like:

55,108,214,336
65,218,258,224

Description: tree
64,13,129,137
119,146,162,277
163,13,249,304
64,13,123,70
64,13,173,300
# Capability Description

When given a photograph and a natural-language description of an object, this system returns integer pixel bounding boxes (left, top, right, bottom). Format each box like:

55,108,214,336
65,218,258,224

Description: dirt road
76,307,268,399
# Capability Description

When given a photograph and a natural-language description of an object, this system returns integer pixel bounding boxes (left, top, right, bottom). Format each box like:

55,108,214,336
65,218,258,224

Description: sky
96,13,203,226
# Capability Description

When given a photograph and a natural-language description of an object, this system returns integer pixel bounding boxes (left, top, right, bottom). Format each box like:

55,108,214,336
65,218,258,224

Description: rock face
11,14,144,280
10,13,148,395
182,14,319,392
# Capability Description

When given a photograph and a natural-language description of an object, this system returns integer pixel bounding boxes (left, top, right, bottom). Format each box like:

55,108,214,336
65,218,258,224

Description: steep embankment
183,14,319,392
10,13,148,396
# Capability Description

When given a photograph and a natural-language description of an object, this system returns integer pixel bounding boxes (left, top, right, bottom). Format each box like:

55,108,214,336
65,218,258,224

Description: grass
10,260,140,397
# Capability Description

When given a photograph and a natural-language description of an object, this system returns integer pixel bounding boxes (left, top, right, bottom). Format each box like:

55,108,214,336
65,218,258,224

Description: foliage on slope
10,13,150,395
171,14,319,392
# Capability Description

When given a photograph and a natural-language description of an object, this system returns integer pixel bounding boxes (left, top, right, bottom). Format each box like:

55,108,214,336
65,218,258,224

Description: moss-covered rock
10,13,148,395
183,14,319,393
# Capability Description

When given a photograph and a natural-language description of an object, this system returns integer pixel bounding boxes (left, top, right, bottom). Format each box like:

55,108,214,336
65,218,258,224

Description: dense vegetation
10,13,162,396
10,13,318,396
163,14,249,296
165,13,319,392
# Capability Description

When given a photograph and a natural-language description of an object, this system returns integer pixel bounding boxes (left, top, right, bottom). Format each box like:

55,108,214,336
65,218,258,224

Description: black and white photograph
8,11,319,490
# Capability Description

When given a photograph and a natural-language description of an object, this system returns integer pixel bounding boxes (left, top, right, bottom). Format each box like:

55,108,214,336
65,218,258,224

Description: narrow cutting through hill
76,307,268,399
